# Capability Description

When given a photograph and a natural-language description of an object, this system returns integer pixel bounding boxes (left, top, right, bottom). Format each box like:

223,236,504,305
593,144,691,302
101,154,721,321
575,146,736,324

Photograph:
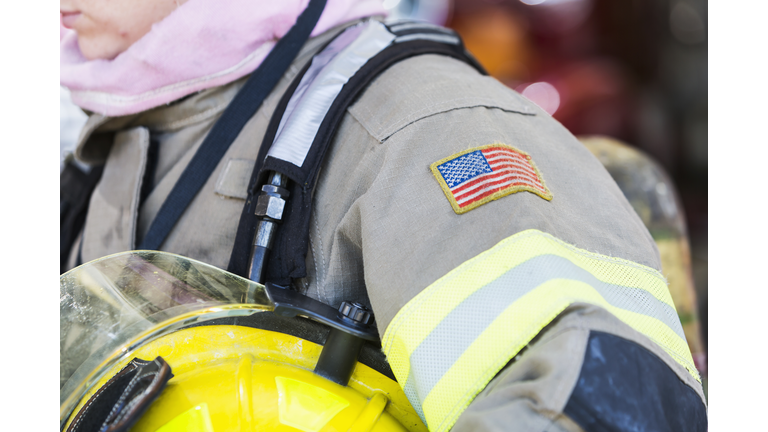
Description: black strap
65,357,173,432
138,0,328,250
61,159,104,273
227,36,486,282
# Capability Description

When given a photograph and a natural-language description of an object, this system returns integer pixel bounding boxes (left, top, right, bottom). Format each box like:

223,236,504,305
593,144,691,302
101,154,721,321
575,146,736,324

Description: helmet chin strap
65,357,173,432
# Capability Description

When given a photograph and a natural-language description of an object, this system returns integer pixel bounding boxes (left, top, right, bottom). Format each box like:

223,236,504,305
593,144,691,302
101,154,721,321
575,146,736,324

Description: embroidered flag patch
430,144,552,214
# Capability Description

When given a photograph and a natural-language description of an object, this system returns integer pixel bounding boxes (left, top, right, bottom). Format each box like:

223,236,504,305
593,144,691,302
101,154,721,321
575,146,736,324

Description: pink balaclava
61,0,387,117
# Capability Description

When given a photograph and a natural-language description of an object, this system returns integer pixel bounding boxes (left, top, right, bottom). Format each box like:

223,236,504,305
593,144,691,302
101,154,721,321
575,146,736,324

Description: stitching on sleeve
350,102,535,144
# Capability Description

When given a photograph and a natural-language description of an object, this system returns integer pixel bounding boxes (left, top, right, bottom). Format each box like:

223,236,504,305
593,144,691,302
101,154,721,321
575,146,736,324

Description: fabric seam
349,102,535,143
159,100,231,131
372,96,532,136
129,128,150,250
313,214,329,304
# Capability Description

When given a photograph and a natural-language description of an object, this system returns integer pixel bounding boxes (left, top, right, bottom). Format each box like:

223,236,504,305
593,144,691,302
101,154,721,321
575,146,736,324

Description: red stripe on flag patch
430,143,553,214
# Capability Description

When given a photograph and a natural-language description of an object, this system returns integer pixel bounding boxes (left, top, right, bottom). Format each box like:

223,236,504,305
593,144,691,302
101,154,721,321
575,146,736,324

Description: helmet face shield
60,251,273,423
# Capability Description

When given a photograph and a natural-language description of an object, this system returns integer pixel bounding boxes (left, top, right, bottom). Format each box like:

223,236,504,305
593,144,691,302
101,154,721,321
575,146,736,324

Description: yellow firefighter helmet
60,251,426,432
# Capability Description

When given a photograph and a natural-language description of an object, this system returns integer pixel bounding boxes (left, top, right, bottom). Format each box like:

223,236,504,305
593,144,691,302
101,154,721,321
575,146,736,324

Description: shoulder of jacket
347,54,538,142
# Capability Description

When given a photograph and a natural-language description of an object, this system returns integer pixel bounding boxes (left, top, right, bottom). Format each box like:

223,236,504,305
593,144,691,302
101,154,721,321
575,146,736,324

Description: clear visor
60,251,273,422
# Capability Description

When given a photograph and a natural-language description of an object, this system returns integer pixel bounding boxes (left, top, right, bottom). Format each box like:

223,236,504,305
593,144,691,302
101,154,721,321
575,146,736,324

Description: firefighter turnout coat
65,19,707,432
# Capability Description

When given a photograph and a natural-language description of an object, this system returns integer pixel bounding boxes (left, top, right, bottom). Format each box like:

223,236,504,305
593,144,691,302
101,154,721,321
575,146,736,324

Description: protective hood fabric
60,0,387,116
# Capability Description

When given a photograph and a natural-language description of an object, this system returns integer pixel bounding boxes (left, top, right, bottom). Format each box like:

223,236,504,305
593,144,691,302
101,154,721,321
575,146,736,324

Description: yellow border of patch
429,143,553,214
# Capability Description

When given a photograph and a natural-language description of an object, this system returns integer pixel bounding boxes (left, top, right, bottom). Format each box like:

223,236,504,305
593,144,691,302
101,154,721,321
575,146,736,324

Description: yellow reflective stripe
383,229,697,432
383,230,677,358
595,295,694,371
422,287,569,432
424,281,693,431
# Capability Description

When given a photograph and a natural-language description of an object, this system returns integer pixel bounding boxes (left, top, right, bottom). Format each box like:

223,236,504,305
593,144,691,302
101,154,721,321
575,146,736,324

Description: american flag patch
430,144,552,214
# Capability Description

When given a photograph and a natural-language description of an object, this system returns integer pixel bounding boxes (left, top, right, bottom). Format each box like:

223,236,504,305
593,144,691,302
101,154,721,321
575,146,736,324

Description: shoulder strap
227,20,486,282
138,0,328,251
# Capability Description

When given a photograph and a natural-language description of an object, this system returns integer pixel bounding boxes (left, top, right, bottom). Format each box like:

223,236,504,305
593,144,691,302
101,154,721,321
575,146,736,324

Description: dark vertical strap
138,0,328,250
65,357,173,432
138,138,159,207
60,159,104,273
75,235,84,268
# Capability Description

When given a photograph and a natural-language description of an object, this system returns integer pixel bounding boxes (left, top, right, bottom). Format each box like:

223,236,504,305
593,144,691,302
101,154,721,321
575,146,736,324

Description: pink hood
60,0,386,117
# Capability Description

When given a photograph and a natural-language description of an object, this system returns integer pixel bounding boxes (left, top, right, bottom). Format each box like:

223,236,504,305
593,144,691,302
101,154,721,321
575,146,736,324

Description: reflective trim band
267,21,395,167
394,33,460,45
382,229,697,432
387,22,457,35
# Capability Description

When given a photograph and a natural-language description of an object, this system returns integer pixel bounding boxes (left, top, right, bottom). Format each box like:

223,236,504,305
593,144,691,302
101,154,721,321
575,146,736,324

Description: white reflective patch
267,21,396,167
388,22,456,35
394,33,460,45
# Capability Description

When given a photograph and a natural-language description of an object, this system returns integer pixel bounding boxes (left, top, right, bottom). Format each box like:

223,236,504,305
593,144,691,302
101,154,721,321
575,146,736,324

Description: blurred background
386,0,708,377
60,0,708,381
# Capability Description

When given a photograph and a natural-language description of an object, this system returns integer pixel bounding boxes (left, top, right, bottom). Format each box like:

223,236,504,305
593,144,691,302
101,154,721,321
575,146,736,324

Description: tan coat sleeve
71,39,705,430
309,53,660,330
450,304,706,432
306,53,705,430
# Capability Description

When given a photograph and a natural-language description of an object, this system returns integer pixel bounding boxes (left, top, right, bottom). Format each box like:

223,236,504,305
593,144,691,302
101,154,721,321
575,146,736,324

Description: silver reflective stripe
267,21,396,167
388,22,457,35
394,33,460,45
401,253,685,413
